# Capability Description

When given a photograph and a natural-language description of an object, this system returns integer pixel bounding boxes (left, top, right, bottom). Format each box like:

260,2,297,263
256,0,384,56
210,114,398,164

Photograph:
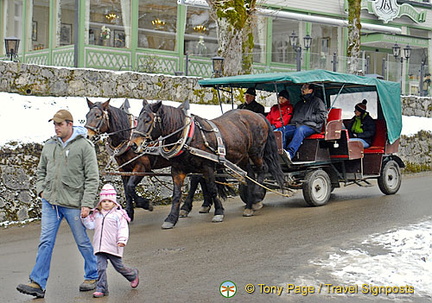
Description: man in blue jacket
17,109,99,298
282,83,327,160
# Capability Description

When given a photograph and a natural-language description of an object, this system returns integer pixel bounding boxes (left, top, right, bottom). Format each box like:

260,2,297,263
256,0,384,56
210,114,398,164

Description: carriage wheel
378,160,402,195
302,169,331,206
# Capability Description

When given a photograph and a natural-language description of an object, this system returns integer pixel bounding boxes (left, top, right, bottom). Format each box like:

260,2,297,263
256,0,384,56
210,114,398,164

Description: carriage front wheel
378,160,402,195
302,169,331,206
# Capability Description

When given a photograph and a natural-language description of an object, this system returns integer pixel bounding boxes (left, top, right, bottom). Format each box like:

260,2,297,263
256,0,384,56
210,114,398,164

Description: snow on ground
1,92,432,300
1,92,432,145
312,218,432,300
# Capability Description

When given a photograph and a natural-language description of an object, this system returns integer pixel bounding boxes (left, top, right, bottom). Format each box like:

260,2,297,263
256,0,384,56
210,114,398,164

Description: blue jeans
29,199,98,290
350,138,370,148
278,125,316,158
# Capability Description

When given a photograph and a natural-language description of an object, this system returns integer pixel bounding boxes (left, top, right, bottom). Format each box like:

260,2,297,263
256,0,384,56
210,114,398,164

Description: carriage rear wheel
378,160,402,195
302,169,331,206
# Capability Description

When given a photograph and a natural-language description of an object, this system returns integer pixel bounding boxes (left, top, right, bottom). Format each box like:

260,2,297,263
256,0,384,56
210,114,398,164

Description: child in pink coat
82,184,139,298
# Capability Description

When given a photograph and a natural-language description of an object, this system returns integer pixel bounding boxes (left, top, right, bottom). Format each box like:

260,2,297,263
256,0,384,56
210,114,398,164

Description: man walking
17,109,100,298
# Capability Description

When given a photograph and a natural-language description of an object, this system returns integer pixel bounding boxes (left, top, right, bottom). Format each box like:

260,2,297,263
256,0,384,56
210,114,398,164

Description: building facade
1,0,432,94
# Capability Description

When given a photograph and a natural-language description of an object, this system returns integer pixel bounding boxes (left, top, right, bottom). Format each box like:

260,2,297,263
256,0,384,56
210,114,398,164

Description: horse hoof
161,222,175,229
252,202,263,211
212,215,224,223
179,210,189,218
198,206,211,213
243,209,254,217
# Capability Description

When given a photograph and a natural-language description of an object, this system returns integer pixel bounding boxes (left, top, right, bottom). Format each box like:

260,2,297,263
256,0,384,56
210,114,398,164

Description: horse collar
160,116,195,159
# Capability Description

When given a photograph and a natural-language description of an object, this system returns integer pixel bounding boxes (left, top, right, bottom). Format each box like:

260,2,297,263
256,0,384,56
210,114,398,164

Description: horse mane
107,104,132,141
155,102,186,135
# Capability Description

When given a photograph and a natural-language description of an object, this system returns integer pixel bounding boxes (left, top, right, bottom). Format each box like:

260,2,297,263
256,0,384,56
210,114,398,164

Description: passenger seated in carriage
266,89,293,130
279,83,327,160
347,99,376,148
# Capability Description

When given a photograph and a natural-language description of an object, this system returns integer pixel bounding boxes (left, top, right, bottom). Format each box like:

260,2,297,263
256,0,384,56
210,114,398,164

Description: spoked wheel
378,160,402,195
302,169,331,206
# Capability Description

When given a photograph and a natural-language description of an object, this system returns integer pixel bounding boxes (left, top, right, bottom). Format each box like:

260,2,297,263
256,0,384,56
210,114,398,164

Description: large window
57,0,75,47
184,7,217,56
31,0,49,51
310,24,338,70
271,19,298,64
138,0,177,51
87,0,131,48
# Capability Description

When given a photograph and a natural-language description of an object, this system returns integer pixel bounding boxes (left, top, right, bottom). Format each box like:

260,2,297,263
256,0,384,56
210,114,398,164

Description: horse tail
216,176,237,200
263,118,285,189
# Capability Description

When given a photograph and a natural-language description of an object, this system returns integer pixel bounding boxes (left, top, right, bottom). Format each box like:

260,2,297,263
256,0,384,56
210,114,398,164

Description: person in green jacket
17,109,100,298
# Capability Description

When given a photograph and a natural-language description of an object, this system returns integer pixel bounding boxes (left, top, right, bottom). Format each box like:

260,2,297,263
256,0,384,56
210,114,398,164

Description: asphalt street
2,172,432,303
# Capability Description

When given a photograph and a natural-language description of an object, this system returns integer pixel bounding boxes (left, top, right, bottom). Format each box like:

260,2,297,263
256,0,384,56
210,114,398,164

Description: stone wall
0,61,431,225
0,141,174,225
402,96,432,118
0,61,217,104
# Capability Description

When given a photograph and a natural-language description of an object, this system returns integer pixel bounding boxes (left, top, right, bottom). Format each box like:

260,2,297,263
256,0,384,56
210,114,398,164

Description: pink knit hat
99,183,117,204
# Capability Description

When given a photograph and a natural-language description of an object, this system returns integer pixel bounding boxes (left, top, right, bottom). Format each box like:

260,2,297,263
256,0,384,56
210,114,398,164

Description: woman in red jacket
266,90,293,130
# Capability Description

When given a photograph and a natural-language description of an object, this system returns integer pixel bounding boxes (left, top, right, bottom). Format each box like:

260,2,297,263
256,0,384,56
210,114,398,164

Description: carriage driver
237,87,265,115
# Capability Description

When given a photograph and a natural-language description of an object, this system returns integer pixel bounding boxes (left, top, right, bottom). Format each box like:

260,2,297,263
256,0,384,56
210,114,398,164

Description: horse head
131,100,163,153
84,98,111,140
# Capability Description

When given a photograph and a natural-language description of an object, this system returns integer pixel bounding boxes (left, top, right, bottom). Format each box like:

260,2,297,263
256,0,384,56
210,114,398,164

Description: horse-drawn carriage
87,70,404,229
198,69,404,207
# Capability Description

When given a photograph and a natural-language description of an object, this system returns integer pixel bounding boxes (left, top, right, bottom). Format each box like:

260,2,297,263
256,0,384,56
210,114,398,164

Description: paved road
2,172,432,303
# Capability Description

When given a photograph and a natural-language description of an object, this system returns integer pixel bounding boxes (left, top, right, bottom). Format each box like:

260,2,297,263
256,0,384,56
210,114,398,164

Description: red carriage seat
307,107,343,140
363,119,386,154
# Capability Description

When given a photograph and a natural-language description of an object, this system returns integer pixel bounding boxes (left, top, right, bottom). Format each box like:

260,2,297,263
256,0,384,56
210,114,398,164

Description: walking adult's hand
81,207,91,218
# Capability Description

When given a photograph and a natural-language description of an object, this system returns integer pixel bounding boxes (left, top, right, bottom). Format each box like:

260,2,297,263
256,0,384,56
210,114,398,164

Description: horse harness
160,115,247,183
87,105,137,157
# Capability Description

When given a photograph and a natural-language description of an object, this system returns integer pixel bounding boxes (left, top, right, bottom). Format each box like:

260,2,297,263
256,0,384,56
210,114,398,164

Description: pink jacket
82,203,130,258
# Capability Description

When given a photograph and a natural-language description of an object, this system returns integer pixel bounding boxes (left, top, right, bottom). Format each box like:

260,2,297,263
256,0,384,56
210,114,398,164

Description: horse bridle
85,105,110,137
133,111,162,141
134,110,194,159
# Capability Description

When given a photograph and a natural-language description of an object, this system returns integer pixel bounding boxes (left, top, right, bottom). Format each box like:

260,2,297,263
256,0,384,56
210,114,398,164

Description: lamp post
393,43,411,89
4,37,20,61
211,56,224,78
289,31,312,71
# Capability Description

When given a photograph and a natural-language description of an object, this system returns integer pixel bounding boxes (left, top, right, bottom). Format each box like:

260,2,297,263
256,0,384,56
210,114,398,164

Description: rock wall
0,61,431,225
0,61,217,104
402,96,432,118
0,141,174,225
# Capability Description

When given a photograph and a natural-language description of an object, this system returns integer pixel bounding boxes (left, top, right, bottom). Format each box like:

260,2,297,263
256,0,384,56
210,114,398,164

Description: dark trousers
96,252,137,294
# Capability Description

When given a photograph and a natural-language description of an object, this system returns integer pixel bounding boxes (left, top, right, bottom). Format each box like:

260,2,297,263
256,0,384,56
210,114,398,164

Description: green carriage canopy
199,70,402,144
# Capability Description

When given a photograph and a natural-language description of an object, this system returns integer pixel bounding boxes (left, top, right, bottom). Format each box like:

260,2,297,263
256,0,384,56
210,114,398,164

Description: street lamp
211,56,224,78
4,37,20,61
290,31,312,71
392,43,400,59
393,43,411,88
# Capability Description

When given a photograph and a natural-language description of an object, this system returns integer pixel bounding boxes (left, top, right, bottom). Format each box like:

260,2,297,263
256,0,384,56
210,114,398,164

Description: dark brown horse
85,99,231,221
131,100,284,229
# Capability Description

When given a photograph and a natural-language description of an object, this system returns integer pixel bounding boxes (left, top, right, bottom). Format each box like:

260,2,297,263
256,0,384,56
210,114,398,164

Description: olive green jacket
36,126,99,209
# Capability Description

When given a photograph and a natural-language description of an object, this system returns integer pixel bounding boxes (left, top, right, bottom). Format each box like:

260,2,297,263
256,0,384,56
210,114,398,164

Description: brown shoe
79,279,97,291
17,281,45,298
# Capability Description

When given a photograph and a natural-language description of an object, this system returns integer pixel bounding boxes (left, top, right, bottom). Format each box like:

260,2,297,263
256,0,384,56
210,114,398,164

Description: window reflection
32,0,49,51
184,7,217,56
271,19,297,63
88,0,130,48
138,0,177,51
57,0,75,47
